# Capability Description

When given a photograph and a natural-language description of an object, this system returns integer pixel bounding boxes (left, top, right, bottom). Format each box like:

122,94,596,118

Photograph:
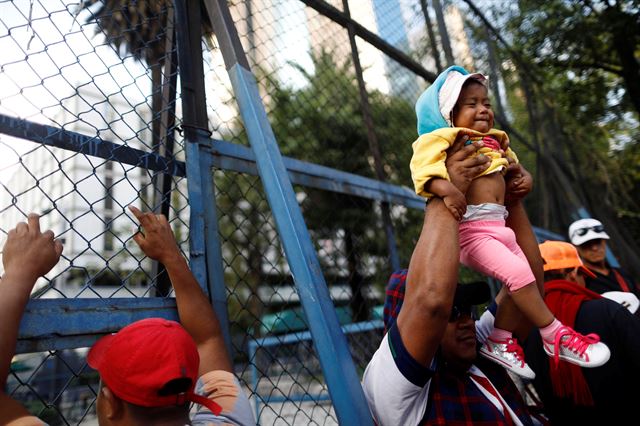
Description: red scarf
543,280,602,406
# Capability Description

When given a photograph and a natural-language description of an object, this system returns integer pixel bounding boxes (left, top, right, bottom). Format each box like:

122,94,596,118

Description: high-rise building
370,0,420,98
0,87,155,297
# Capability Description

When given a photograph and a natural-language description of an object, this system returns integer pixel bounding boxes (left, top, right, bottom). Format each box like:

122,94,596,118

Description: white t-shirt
362,318,523,426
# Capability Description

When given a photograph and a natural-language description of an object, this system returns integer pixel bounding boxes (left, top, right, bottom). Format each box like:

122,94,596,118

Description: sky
0,0,418,186
0,0,154,182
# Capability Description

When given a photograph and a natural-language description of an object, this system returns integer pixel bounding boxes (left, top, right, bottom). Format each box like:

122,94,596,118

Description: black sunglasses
449,305,476,322
573,225,604,237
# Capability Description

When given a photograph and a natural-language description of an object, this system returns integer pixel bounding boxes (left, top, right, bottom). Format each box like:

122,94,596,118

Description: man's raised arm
397,136,490,366
0,214,63,425
128,206,233,375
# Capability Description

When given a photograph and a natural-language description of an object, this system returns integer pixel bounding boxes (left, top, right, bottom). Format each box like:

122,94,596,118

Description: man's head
88,318,220,424
568,218,610,265
539,240,596,285
384,272,490,368
439,281,490,368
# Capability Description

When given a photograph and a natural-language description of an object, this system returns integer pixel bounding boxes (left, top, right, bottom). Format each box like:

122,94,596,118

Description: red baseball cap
88,318,221,415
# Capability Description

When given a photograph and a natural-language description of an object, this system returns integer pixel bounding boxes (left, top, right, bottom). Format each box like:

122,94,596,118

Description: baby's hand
443,189,467,221
501,135,511,151
505,164,533,204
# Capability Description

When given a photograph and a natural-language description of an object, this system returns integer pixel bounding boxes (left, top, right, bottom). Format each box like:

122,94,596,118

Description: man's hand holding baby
424,133,490,220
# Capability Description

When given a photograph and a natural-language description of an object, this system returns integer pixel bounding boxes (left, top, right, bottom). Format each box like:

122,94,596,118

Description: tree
77,1,214,294
216,50,417,326
510,0,640,117
461,0,640,278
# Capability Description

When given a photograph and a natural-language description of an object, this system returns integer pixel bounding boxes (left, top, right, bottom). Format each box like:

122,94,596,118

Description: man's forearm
162,255,233,374
0,275,34,389
396,199,460,365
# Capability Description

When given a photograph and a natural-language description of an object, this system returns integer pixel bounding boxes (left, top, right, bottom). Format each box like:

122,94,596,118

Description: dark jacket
525,293,640,424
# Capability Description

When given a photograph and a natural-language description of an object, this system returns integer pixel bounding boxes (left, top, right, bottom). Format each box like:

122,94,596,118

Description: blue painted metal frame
199,149,233,353
248,320,383,422
173,0,233,353
1,3,620,419
5,112,418,360
231,54,374,426
532,226,565,243
0,112,420,208
16,298,178,354
5,111,617,358
207,140,423,208
202,1,372,423
0,114,185,176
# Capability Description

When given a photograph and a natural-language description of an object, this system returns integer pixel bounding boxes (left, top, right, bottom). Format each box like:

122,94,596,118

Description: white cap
439,70,488,126
601,291,639,314
568,218,610,246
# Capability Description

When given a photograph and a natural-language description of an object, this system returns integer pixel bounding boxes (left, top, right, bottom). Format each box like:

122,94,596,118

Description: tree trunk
612,31,640,116
420,0,443,73
484,28,506,118
344,228,370,322
247,207,265,336
431,0,454,66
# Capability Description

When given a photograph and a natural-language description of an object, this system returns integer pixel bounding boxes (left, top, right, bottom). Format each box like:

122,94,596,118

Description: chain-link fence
0,0,529,424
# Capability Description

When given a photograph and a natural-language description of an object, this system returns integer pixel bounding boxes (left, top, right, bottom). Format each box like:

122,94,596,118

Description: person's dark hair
544,269,570,282
125,401,190,423
461,78,485,90
124,378,192,423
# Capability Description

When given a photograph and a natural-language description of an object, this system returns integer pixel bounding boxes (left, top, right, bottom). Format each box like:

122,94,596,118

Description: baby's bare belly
466,173,505,205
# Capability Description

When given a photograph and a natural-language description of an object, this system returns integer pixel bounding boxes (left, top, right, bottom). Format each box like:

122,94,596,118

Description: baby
410,65,610,378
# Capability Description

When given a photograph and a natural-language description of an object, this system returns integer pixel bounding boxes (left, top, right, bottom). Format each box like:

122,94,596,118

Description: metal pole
201,1,373,423
342,0,400,272
153,4,178,297
172,0,233,351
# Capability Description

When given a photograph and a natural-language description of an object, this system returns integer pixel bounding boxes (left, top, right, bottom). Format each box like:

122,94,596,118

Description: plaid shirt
383,269,534,425
383,269,409,332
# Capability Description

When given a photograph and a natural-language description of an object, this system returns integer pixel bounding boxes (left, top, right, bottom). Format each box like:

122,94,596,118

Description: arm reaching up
128,206,232,375
397,134,490,365
0,214,63,425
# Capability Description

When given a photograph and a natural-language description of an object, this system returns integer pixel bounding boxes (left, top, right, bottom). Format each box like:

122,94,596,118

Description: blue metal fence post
200,152,233,353
201,1,373,423
172,0,233,352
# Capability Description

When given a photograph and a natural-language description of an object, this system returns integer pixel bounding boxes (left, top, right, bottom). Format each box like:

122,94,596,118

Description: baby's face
452,81,494,133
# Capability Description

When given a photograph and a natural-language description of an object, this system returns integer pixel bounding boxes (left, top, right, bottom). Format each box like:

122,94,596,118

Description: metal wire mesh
0,0,465,424
1,1,188,423
8,348,96,425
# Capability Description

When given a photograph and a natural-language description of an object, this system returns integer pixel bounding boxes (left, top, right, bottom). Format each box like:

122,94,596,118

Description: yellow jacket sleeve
410,128,518,198
410,132,453,197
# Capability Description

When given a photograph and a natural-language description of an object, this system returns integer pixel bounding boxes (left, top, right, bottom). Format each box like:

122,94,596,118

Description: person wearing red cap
0,209,254,425
522,241,640,424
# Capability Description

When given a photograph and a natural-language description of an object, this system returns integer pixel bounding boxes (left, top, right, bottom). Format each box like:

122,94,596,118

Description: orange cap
539,241,596,278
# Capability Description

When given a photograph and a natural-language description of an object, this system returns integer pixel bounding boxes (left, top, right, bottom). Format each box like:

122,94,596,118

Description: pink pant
459,220,535,291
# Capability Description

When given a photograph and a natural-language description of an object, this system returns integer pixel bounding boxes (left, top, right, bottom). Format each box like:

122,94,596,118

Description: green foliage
217,49,421,330
470,0,640,278
510,0,640,115
267,50,418,281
